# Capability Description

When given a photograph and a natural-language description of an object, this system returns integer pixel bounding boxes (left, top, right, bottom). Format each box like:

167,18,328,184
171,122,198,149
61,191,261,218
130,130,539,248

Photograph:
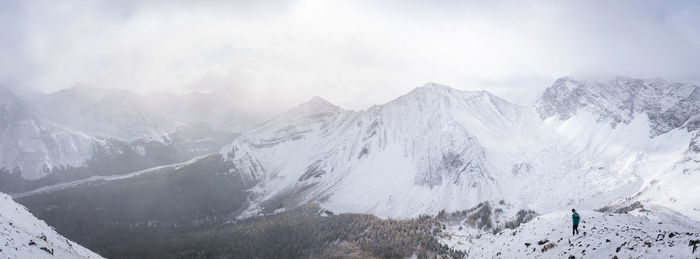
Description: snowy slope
537,76,699,135
29,86,180,141
219,84,593,217
222,85,544,218
5,76,697,257
441,207,700,258
219,77,700,222
634,141,700,222
537,76,700,222
0,89,102,180
1,86,239,189
0,192,102,258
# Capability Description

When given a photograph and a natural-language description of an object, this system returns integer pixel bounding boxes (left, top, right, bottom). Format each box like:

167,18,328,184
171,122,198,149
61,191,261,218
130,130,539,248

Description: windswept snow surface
220,77,700,222
0,192,102,258
441,208,700,258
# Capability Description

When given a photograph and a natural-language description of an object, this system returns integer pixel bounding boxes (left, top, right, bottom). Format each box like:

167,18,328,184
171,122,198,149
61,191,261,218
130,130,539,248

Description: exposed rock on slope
0,192,102,258
536,76,700,135
441,207,700,258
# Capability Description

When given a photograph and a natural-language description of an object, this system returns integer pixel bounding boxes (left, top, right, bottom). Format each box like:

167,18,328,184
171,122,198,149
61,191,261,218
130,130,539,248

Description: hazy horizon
3,0,700,111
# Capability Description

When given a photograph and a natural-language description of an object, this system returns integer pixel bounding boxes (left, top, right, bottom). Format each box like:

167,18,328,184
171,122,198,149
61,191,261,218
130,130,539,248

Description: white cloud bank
1,0,700,111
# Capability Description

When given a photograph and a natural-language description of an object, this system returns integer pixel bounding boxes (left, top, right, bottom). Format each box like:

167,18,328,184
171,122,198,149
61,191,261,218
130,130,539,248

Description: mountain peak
551,75,673,90
400,83,461,99
295,96,339,110
306,96,332,105
402,82,495,102
419,82,453,90
280,96,343,117
55,84,114,101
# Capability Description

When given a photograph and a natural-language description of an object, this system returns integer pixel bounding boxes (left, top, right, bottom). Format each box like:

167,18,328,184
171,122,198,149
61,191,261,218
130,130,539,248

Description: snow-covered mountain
222,85,528,218
0,192,102,258
536,76,700,221
219,77,699,222
0,89,104,180
537,76,699,135
22,84,262,142
9,76,699,258
13,76,696,221
0,86,241,193
29,85,180,141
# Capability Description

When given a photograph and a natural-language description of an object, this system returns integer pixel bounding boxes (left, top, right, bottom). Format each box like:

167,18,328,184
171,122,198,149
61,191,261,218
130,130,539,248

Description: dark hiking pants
573,224,579,235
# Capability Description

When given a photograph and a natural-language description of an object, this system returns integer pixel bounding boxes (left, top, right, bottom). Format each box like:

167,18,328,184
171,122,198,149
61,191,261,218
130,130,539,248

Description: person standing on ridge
572,209,580,235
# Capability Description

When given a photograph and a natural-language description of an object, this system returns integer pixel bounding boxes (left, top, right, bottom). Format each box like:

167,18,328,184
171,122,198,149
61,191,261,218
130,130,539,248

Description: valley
2,76,700,258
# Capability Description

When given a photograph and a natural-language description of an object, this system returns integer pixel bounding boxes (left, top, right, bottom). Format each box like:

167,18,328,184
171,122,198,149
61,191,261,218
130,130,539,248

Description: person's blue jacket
572,212,580,225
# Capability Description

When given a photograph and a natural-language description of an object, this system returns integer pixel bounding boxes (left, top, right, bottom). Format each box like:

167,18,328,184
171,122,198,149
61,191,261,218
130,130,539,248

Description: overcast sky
2,0,700,111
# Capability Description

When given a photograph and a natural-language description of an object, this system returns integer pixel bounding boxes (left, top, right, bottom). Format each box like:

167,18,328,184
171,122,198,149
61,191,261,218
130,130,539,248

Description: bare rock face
536,76,700,136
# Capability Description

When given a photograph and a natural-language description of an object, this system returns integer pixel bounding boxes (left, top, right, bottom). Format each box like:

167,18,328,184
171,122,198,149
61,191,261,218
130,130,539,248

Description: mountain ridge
9,75,700,258
214,75,700,220
8,76,699,222
0,86,243,192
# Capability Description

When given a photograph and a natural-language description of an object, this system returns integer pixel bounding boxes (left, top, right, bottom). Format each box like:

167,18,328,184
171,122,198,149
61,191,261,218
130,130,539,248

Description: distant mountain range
209,76,698,221
0,86,261,192
8,75,700,258
11,76,699,221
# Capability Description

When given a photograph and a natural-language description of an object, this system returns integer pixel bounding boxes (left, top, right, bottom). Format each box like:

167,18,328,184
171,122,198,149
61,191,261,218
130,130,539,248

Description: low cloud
2,0,699,111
